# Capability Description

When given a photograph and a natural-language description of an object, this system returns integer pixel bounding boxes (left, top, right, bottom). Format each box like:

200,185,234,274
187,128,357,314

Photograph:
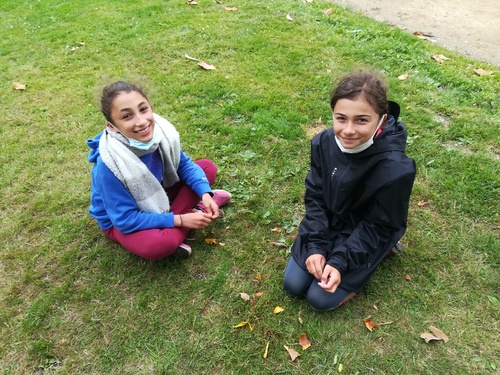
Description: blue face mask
108,122,160,151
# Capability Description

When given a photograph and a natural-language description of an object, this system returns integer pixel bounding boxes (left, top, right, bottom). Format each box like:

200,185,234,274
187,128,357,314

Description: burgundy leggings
102,159,216,260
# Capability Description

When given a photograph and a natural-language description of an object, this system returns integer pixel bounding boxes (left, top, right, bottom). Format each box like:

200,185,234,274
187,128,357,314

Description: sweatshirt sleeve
176,151,212,198
297,141,330,259
95,161,175,233
326,172,415,272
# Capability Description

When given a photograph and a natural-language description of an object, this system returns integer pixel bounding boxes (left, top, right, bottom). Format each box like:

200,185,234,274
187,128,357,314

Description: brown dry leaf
324,8,333,16
284,345,300,361
432,53,450,63
413,31,433,37
254,291,264,298
286,14,293,21
263,341,269,358
420,332,443,343
233,321,253,331
298,333,311,350
13,82,26,90
198,61,216,70
428,325,449,343
378,321,394,326
474,68,493,76
224,7,238,11
363,318,378,331
417,200,429,207
398,73,409,80
405,274,412,281
240,292,250,301
255,274,261,281
274,306,284,314
205,238,217,245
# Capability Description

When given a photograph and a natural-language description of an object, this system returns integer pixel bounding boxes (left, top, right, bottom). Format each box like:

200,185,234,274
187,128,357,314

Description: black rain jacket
291,102,416,292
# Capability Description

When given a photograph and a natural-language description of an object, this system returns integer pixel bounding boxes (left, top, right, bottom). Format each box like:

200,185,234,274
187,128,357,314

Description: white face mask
334,115,385,154
107,122,160,151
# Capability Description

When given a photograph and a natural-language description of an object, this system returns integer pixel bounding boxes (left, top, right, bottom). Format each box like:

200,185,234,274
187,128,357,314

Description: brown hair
100,81,149,123
330,70,388,118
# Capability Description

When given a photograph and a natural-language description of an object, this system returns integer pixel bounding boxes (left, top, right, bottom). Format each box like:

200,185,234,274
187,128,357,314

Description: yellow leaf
233,321,253,331
273,306,284,314
263,341,269,358
13,82,26,90
271,227,282,232
284,345,300,361
298,333,311,350
338,363,343,372
198,61,216,70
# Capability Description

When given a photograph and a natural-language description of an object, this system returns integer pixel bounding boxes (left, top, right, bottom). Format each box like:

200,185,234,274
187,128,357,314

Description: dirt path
329,0,500,66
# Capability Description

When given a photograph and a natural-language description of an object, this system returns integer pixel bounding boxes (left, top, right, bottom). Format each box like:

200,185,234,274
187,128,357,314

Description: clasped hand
180,193,220,229
305,254,341,294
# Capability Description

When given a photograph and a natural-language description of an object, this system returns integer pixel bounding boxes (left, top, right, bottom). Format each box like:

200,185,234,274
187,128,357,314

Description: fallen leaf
286,14,293,21
324,8,333,16
224,7,238,11
13,82,26,90
428,325,449,343
254,291,264,298
405,274,412,280
271,227,282,232
271,242,287,248
398,73,409,80
432,53,450,63
373,304,378,310
299,333,311,350
333,354,338,365
186,0,198,4
406,105,413,110
198,61,215,70
417,200,428,207
377,321,394,326
338,363,343,372
233,321,253,331
298,316,303,324
274,306,284,314
205,238,217,245
413,31,433,37
240,292,250,301
420,332,443,343
305,0,313,3
474,68,493,76
284,345,300,361
255,274,261,281
218,242,225,246
185,54,199,61
263,341,269,358
363,318,378,331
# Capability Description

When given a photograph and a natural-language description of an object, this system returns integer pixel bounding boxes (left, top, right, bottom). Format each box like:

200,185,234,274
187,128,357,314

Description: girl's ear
106,122,118,132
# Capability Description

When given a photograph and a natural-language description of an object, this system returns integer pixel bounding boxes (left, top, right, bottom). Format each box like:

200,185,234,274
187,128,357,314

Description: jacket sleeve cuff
327,256,347,273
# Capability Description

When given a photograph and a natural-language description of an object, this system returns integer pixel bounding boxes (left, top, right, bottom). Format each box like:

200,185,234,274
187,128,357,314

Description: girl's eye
140,106,149,112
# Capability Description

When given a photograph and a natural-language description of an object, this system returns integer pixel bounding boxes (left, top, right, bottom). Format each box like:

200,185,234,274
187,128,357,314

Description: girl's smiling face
333,96,384,149
108,91,155,142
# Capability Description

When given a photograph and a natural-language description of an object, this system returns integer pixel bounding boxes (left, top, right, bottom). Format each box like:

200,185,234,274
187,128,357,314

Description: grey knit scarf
98,113,181,213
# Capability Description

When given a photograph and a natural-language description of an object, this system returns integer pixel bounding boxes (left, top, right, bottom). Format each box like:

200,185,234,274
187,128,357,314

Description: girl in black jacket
284,71,416,311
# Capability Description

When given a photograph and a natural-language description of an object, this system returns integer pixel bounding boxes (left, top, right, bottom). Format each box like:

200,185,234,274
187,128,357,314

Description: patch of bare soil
329,0,500,66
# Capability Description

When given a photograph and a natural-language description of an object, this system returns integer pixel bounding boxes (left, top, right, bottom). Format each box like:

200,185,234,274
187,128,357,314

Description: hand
201,193,220,219
317,265,341,294
180,212,213,229
305,254,326,280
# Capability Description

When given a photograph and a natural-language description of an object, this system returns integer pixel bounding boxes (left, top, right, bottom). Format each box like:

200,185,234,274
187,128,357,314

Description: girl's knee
283,275,308,297
195,159,217,185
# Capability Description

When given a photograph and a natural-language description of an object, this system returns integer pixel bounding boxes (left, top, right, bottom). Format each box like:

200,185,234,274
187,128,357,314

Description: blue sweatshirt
87,132,212,233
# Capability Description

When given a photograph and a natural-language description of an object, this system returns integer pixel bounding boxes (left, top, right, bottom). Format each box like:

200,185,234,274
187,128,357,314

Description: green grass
1,0,499,373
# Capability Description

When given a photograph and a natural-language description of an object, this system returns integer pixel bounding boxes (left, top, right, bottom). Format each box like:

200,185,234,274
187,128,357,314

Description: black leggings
283,256,351,311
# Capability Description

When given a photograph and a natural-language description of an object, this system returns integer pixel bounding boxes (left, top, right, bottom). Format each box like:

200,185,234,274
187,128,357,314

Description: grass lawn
1,0,499,373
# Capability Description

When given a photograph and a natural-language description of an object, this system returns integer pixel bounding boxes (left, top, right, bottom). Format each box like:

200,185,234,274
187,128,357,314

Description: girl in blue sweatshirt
87,81,231,260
